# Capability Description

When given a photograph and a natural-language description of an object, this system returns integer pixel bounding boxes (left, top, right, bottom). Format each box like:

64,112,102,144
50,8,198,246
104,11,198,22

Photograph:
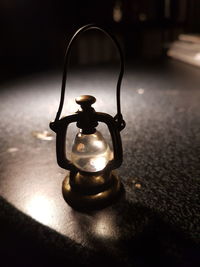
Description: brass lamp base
62,171,123,211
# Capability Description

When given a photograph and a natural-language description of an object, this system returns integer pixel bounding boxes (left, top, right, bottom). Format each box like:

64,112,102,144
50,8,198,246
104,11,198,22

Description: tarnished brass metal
71,171,111,193
76,95,96,106
62,171,122,210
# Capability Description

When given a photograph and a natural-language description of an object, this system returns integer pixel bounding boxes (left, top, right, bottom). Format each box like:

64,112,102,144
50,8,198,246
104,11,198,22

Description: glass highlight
71,130,113,172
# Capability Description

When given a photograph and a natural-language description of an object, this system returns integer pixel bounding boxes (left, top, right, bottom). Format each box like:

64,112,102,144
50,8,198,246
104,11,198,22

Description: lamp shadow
0,196,121,267
70,197,199,267
0,196,199,267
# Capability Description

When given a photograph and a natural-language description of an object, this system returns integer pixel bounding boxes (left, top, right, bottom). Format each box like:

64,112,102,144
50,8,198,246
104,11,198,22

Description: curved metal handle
54,24,125,131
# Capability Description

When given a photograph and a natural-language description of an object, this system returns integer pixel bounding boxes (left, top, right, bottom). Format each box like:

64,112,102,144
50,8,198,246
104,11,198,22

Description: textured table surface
0,60,199,266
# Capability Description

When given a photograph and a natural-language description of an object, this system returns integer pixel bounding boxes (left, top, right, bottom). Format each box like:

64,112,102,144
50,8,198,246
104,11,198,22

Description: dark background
0,0,200,81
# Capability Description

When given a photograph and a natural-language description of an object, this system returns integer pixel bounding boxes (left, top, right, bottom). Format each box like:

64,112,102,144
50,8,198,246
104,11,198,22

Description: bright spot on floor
25,194,55,225
32,130,54,141
7,147,19,153
135,183,142,189
137,88,144,94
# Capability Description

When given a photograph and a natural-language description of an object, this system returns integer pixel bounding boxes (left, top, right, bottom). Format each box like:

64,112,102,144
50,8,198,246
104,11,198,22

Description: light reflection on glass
71,130,113,172
93,140,104,149
76,143,86,152
89,156,107,170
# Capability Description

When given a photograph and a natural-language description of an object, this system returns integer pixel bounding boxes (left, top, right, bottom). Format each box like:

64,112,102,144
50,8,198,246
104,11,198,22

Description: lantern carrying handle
54,24,125,131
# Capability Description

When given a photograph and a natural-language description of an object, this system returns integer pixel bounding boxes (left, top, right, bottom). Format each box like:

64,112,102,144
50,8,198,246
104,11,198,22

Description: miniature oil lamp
50,24,125,210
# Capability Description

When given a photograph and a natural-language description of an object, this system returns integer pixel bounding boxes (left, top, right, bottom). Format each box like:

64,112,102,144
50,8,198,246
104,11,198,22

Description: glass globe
71,130,113,172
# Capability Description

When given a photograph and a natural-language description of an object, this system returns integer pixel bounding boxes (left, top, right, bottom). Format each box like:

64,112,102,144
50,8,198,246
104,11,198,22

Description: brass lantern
50,24,125,210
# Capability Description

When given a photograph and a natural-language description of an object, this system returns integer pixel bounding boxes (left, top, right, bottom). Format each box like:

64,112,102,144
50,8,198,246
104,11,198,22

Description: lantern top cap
75,95,96,107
